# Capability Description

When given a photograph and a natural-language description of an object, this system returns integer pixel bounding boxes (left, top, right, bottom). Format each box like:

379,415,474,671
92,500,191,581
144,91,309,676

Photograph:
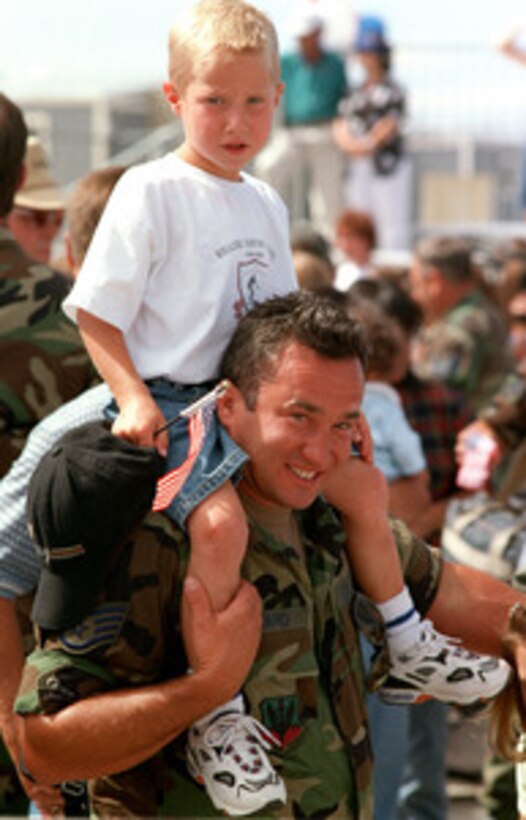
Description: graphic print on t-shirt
234,256,269,319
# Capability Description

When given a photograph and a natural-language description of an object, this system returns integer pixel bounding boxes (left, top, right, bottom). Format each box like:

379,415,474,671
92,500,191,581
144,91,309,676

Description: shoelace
418,621,482,662
203,713,281,757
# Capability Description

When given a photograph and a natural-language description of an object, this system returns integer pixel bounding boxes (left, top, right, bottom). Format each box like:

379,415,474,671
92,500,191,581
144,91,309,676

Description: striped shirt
0,384,111,599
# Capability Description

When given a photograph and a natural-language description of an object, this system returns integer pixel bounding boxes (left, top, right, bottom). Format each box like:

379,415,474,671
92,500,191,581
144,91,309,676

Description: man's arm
17,576,262,785
0,599,25,766
427,561,525,658
497,28,526,65
0,599,62,813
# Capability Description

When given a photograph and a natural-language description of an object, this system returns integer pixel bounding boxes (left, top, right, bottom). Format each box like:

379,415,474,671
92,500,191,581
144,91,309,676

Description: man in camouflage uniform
0,94,104,817
0,93,95,476
409,236,512,414
13,292,526,818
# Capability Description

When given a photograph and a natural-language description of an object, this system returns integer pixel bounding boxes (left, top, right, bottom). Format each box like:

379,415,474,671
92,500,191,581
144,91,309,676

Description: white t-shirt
64,154,297,383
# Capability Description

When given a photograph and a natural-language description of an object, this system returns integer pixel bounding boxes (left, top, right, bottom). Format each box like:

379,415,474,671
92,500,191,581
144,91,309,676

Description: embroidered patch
263,608,308,631
260,695,302,746
58,603,128,654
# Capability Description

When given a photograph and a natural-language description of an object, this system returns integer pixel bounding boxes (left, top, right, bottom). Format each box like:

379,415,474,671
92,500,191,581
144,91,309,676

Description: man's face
409,258,436,320
7,206,63,264
219,341,365,509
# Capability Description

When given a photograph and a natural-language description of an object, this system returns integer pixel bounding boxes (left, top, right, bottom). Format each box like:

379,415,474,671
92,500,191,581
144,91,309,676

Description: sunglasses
12,208,64,229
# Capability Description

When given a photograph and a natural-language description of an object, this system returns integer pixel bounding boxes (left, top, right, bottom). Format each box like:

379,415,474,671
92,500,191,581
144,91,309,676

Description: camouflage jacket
479,374,526,450
15,502,441,818
0,228,97,475
411,289,511,414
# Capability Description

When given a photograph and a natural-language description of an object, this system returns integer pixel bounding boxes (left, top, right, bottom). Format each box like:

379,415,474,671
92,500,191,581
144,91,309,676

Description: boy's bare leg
183,482,286,814
186,480,248,616
322,458,406,603
323,457,510,705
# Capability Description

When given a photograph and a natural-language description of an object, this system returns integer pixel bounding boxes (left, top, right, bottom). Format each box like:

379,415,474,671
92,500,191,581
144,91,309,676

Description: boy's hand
352,412,374,463
322,457,389,525
112,392,169,456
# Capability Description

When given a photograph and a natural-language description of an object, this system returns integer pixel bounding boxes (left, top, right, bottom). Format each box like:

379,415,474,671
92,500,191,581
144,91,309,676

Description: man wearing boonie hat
0,92,97,817
0,95,95,476
254,3,348,237
7,135,65,266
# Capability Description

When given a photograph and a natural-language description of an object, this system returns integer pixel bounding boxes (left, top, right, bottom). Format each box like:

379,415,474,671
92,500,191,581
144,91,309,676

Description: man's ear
274,81,285,108
16,164,27,193
163,81,182,114
427,267,444,299
64,232,77,277
216,381,244,432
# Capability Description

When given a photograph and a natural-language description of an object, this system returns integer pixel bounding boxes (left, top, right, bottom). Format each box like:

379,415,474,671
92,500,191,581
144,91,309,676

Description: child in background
347,290,434,534
333,208,377,291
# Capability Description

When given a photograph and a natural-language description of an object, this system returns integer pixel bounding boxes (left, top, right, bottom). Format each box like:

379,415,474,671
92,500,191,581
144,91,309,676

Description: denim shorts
106,379,248,528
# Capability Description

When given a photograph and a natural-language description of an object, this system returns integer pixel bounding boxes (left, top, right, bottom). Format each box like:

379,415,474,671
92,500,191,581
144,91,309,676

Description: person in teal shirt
255,9,347,236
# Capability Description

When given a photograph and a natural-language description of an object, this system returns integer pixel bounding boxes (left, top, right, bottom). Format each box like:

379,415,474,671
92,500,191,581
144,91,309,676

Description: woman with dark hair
333,23,412,251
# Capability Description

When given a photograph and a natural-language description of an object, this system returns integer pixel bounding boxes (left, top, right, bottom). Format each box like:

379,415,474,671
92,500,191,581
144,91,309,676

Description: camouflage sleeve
15,512,186,717
15,647,116,716
413,323,482,394
390,516,442,614
0,264,97,473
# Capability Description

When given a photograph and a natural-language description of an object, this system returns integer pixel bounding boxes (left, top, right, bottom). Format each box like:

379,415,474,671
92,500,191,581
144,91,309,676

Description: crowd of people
2,1,526,820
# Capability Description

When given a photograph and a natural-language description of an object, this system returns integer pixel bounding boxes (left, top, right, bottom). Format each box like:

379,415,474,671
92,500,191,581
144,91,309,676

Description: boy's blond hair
168,0,280,91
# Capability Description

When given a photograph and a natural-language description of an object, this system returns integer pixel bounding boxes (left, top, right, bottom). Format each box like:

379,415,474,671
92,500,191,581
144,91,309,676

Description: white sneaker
186,706,286,816
380,620,511,706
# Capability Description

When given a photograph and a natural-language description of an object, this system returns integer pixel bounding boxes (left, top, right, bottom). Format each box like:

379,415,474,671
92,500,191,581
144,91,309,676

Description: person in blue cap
333,19,413,251
255,6,348,237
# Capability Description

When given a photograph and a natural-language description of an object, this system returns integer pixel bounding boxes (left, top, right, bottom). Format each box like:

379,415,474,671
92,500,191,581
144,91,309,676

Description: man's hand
182,576,262,704
3,718,63,817
455,420,501,491
20,778,63,819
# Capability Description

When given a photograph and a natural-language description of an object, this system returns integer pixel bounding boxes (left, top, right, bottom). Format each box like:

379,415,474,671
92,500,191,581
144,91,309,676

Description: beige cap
289,10,324,39
15,136,65,211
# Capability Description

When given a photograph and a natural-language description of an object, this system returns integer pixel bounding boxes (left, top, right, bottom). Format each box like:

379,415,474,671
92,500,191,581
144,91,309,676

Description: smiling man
14,291,526,818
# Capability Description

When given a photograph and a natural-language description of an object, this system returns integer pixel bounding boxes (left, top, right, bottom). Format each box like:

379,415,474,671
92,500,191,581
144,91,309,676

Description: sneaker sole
379,688,503,706
379,689,434,705
186,748,286,816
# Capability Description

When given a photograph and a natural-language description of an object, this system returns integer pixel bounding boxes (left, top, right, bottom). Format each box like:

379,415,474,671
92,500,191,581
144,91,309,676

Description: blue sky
3,0,526,137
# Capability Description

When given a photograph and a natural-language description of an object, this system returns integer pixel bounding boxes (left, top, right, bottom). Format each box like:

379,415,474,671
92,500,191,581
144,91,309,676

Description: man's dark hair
220,290,369,408
0,94,28,216
415,236,476,283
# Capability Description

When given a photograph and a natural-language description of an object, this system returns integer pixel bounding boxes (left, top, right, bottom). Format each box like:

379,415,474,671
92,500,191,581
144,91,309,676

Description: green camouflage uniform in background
479,374,526,449
411,289,511,414
16,499,441,819
0,228,96,814
0,594,35,817
0,227,97,475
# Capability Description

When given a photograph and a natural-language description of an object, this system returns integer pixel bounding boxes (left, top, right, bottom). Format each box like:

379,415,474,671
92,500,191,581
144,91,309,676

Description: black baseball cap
28,421,165,632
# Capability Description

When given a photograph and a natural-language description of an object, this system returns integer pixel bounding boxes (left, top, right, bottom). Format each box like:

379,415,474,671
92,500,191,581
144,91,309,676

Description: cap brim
15,187,65,210
31,556,106,632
